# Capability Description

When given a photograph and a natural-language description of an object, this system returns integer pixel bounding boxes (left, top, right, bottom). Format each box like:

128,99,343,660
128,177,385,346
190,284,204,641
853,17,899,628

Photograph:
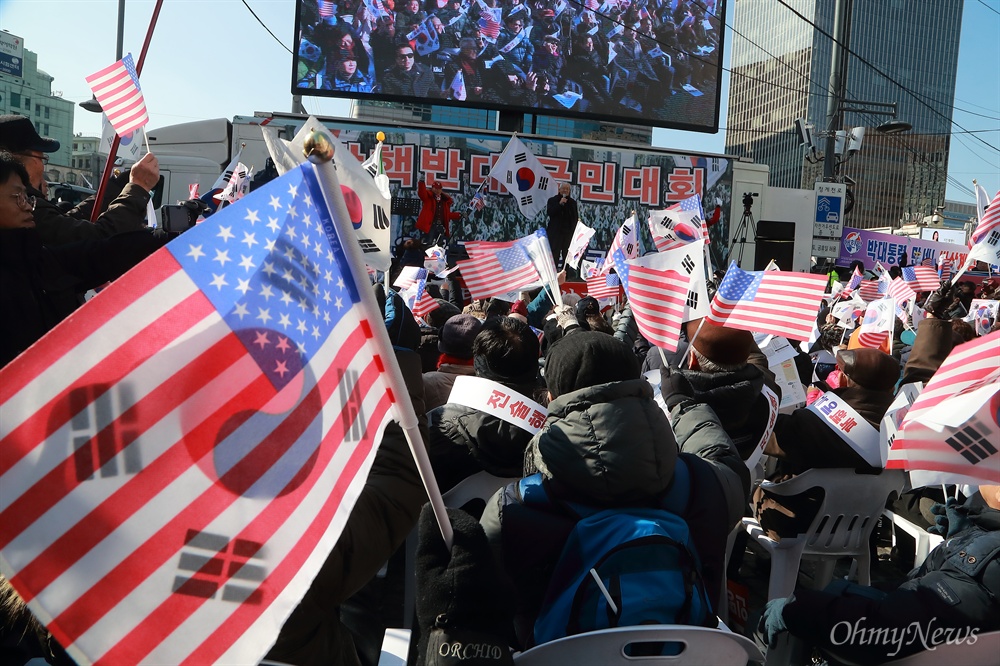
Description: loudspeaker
755,220,795,271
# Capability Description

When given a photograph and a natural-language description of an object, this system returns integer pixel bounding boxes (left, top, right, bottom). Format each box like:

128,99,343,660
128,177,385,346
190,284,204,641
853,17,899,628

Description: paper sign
881,382,922,459
775,358,806,413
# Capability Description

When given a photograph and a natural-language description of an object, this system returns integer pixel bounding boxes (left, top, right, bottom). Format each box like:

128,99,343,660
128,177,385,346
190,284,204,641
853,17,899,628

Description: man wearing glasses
0,114,159,246
379,42,438,97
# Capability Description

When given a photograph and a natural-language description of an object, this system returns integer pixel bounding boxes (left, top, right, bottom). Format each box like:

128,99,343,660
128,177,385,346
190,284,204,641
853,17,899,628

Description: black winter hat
545,331,639,398
438,314,483,358
0,115,60,153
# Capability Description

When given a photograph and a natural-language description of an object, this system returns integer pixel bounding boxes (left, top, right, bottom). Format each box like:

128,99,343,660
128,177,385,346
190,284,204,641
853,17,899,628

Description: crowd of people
295,0,721,118
1,110,998,666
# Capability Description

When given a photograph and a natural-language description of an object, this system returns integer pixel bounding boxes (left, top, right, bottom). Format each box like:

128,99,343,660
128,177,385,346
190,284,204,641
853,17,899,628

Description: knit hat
438,314,483,358
686,318,753,367
836,348,900,392
510,300,528,319
544,331,639,398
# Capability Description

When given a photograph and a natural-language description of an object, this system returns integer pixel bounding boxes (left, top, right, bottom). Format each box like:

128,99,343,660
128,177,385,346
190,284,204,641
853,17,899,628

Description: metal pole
823,0,852,182
91,0,164,221
116,0,126,60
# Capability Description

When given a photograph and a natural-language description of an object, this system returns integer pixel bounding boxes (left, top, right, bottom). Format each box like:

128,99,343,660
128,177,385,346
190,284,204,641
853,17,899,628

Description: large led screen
291,0,725,131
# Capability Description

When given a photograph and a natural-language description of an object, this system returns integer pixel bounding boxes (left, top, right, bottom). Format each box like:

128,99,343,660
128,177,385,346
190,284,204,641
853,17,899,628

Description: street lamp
78,0,126,114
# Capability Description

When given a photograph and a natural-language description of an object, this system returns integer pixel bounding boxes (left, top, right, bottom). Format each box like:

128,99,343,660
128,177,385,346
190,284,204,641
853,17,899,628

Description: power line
773,0,999,155
240,0,293,55
977,0,1000,16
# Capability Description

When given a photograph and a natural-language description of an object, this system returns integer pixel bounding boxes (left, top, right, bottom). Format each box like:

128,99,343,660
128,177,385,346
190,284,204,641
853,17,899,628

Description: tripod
728,193,758,268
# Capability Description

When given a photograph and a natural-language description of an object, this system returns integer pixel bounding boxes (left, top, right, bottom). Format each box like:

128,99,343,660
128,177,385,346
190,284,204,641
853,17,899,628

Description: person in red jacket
417,180,460,242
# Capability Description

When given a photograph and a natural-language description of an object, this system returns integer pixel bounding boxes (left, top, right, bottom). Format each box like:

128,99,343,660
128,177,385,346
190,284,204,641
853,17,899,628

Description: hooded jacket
677,364,771,461
480,378,748,647
782,501,1000,665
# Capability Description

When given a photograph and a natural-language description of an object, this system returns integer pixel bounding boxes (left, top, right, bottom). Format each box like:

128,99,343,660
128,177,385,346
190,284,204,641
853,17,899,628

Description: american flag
705,262,828,341
624,246,710,338
85,53,149,138
889,331,1000,486
647,194,708,253
845,266,863,293
624,263,690,353
463,239,512,256
405,279,440,319
586,273,621,300
393,266,427,290
600,214,639,275
858,279,886,302
318,0,336,18
456,244,539,300
478,7,503,40
469,191,486,211
887,277,917,306
901,265,940,293
971,190,1000,245
857,298,894,348
0,163,401,664
938,258,953,281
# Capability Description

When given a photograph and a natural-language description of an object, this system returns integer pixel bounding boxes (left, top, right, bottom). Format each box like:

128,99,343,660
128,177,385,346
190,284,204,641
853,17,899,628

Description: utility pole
823,0,852,181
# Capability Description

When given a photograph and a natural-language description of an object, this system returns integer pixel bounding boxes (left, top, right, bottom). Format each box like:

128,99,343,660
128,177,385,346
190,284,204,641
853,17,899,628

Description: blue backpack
520,458,715,645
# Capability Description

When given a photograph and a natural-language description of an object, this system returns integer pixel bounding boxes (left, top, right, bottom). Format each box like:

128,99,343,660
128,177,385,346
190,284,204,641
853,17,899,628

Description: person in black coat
0,152,166,369
545,182,577,268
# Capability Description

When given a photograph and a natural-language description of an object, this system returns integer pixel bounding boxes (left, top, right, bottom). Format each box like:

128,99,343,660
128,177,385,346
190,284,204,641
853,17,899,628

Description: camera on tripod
742,192,759,211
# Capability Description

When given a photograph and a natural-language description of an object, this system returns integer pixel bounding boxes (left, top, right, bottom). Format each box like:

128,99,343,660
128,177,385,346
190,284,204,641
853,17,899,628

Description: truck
145,112,770,270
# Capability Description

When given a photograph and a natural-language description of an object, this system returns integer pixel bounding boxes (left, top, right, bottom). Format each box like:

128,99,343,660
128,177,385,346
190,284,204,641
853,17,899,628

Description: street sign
811,238,840,258
813,181,847,239
0,30,24,78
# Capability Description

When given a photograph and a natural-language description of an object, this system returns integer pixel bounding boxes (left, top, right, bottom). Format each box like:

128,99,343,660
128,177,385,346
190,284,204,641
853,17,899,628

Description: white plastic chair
883,509,944,569
402,471,519,628
376,628,411,666
512,625,764,665
742,468,905,600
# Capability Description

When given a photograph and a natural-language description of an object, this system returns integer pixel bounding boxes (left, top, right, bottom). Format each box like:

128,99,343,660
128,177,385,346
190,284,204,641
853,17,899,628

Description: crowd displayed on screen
294,0,722,124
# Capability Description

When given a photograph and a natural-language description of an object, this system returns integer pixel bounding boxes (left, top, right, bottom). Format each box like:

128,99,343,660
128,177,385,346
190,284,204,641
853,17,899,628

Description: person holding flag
0,115,159,246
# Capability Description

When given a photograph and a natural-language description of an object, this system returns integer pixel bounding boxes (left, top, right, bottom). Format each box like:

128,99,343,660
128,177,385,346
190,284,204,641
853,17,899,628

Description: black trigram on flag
514,152,527,163
66,384,142,482
358,238,380,254
989,230,1000,245
340,368,366,442
681,254,695,274
538,176,550,191
686,290,699,309
372,204,390,230
173,529,266,604
520,195,534,207
506,172,513,184
945,420,998,465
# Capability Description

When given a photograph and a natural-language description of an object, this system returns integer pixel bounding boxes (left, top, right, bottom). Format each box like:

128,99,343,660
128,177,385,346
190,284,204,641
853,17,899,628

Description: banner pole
90,0,165,222
305,127,454,549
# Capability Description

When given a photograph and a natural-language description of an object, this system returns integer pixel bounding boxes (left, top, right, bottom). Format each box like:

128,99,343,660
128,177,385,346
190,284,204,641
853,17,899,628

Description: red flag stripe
96,381,392,665
627,267,687,351
45,341,377,651
180,393,393,665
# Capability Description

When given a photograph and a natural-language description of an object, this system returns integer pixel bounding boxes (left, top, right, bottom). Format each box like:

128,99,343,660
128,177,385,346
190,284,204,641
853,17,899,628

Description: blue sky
2,0,996,203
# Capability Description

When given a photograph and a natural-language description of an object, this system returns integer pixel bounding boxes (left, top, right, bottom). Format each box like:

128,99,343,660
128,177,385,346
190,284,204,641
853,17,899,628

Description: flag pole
90,0,164,222
304,128,454,549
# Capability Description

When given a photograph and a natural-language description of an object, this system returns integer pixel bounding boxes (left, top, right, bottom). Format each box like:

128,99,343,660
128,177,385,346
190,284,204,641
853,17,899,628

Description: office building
725,0,962,229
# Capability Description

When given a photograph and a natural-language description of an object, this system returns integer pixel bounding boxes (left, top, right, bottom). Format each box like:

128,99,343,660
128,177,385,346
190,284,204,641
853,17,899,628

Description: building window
24,97,30,110
44,107,50,119
35,103,41,116
11,92,20,107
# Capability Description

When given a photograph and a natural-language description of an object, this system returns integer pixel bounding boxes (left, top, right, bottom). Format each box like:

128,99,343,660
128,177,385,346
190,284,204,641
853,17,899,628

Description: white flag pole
305,129,454,549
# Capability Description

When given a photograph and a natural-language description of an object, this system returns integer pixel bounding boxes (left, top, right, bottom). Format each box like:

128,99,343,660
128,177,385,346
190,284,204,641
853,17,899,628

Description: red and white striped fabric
858,279,886,302
901,265,940,293
393,266,427,290
586,273,621,300
463,239,514,256
705,263,828,341
888,332,1000,485
624,264,690,353
406,279,440,319
970,190,1000,245
456,245,539,300
85,53,149,138
599,214,639,275
0,164,400,665
857,298,894,348
318,0,336,18
886,277,917,306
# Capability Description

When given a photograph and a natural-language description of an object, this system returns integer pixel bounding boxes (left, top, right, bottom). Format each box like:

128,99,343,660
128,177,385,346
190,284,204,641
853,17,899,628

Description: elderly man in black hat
0,114,159,246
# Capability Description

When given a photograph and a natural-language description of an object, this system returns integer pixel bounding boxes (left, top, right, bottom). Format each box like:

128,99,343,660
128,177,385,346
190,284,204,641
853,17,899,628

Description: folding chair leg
767,544,805,600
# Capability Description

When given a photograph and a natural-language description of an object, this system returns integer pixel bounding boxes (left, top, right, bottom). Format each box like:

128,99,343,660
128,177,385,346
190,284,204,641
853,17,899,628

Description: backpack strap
658,457,691,515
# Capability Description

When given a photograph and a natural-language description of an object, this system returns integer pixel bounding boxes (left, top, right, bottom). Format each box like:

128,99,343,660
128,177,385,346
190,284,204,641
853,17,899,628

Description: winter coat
422,363,476,411
783,501,1000,665
379,62,437,98
480,379,749,647
0,228,164,368
267,349,429,666
30,182,151,247
416,181,461,236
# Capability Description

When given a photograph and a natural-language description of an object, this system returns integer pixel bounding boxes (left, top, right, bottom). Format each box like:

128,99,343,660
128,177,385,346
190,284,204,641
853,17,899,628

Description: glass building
725,0,962,230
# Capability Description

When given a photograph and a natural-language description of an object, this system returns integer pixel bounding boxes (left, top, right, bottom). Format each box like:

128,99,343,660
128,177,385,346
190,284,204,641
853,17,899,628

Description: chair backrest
759,468,904,557
512,625,764,666
442,470,519,509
